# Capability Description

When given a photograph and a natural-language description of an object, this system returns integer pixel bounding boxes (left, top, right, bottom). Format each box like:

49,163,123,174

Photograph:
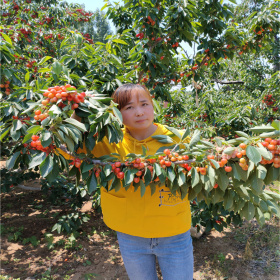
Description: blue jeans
117,230,193,280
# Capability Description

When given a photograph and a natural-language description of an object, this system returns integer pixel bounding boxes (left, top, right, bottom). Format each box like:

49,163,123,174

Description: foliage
51,212,90,234
0,168,40,192
0,0,279,234
41,176,89,209
191,200,242,233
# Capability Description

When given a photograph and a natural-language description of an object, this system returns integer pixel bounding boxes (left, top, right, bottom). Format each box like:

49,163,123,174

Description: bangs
112,84,152,110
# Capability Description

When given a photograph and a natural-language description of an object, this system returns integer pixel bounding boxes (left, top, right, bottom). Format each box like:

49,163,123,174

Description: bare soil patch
1,180,279,280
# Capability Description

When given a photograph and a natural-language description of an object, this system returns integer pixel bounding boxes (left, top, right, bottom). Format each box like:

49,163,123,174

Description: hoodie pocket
101,191,127,225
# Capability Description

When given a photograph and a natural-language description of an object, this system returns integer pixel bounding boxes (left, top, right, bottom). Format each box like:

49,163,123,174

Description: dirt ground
1,175,279,280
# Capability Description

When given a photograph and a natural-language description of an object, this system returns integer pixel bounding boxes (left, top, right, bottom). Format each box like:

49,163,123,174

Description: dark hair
112,84,153,110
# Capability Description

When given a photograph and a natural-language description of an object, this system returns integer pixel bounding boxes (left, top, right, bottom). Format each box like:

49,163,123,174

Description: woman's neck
126,124,157,141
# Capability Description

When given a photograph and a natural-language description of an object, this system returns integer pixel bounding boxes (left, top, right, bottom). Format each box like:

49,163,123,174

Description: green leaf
13,119,23,131
250,125,275,133
240,201,255,221
152,135,174,144
142,145,147,157
0,126,11,141
64,119,87,132
257,165,267,180
255,207,265,225
178,172,186,186
29,152,47,169
256,143,272,160
223,147,235,155
233,162,247,181
48,104,62,115
166,126,182,139
200,140,215,148
264,190,280,203
246,146,261,165
167,167,176,183
82,163,94,174
211,188,224,204
46,164,60,183
52,61,62,76
264,166,280,185
216,169,229,191
271,120,280,131
224,190,234,210
259,131,280,138
26,125,43,135
210,159,220,169
247,10,257,20
41,131,52,148
247,160,255,176
112,39,128,45
144,168,152,187
87,173,97,194
25,72,30,83
124,169,134,187
215,137,223,147
6,151,21,169
40,155,54,178
235,184,250,200
154,163,162,176
101,2,108,11
2,33,13,45
65,127,81,144
112,106,123,124
191,167,200,187
140,180,146,197
207,165,216,186
181,128,190,141
103,164,112,176
189,130,200,147
267,200,280,216
259,199,268,212
250,173,264,195
65,135,75,153
235,131,249,138
38,56,53,65
188,187,197,201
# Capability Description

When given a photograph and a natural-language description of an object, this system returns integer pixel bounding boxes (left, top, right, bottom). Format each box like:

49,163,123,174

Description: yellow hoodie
59,123,191,238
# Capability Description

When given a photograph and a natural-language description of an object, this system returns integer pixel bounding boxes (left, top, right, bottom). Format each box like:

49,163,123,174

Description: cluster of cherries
24,134,55,155
82,33,93,44
112,158,154,182
145,15,156,26
0,80,11,95
25,59,37,69
262,94,276,107
136,32,145,39
70,158,82,168
260,138,280,168
34,84,86,121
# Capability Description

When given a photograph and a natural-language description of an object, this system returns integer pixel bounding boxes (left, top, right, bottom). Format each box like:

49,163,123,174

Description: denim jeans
117,230,193,280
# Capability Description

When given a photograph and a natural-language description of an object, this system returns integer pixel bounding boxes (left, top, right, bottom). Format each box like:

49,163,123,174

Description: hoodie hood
121,123,173,154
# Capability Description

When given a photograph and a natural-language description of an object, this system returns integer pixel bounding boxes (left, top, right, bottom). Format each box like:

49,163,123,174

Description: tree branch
58,145,196,166
236,50,264,79
213,79,244,85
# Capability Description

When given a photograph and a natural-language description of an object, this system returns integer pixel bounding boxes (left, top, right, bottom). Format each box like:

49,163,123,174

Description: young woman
66,84,194,279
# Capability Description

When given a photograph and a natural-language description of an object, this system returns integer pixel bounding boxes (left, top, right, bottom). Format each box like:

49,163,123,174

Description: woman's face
120,89,154,132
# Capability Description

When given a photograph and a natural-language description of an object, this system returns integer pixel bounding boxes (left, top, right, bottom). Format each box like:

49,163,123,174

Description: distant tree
233,0,279,72
76,8,113,43
92,9,113,43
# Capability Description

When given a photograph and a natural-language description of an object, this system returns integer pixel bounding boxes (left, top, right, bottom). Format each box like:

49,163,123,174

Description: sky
66,0,107,12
